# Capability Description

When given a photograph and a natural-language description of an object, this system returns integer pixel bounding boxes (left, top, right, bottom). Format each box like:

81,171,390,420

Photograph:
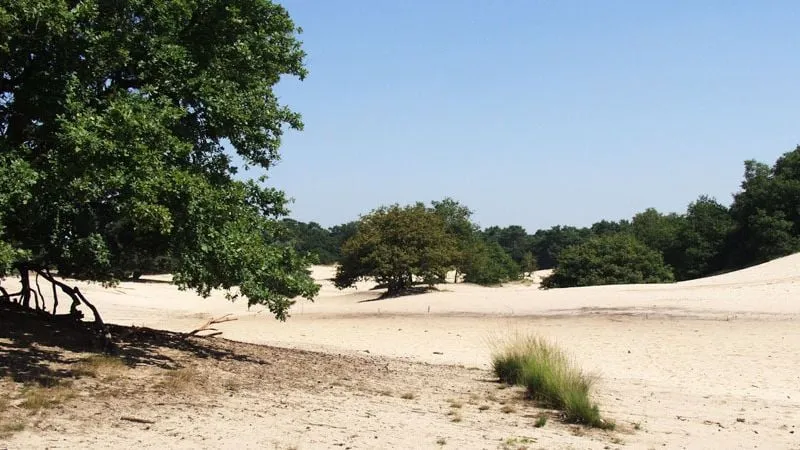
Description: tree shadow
357,286,439,303
0,302,266,386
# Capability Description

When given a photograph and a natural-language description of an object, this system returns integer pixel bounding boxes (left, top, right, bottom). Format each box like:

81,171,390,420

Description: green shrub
541,233,673,288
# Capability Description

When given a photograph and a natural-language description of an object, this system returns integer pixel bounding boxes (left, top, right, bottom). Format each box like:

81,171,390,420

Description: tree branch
182,314,237,339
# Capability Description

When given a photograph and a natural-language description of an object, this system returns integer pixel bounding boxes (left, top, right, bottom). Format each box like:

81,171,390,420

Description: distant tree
334,204,456,296
541,234,674,289
590,219,630,236
529,226,593,270
520,251,538,277
329,221,360,253
674,196,735,280
0,0,320,326
483,225,530,265
630,208,686,269
431,198,478,282
281,219,339,264
462,238,520,286
727,149,800,266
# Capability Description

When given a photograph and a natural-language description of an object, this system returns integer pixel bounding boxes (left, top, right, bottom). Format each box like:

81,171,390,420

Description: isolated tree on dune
0,0,320,337
334,204,456,296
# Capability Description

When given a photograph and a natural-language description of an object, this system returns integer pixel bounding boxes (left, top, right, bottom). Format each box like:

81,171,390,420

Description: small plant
478,404,490,411
500,405,516,414
534,415,547,428
400,392,416,400
436,437,447,446
450,412,462,423
447,399,463,409
501,437,535,450
633,421,642,430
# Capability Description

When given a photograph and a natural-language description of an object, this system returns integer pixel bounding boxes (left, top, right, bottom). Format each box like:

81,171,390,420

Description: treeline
286,145,800,290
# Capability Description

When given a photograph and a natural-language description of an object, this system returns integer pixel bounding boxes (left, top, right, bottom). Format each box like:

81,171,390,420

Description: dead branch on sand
182,314,237,339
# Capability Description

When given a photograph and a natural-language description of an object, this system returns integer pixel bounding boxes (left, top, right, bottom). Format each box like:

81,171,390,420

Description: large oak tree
0,0,319,327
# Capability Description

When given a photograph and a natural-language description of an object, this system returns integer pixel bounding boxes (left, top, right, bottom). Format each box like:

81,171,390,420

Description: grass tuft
490,333,613,429
400,392,416,400
534,415,547,428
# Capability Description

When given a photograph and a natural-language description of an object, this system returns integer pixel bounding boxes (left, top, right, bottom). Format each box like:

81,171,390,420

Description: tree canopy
334,203,456,296
0,0,319,321
541,234,674,289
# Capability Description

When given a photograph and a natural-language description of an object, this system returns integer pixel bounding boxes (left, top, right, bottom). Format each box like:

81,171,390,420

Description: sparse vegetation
491,334,613,429
20,380,76,411
447,398,463,408
72,355,127,378
534,415,548,428
436,437,447,446
500,436,535,450
400,392,416,400
0,419,25,438
156,367,203,392
478,404,490,411
500,405,516,414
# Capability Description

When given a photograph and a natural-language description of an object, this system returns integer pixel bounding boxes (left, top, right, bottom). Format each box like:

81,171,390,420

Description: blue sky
256,0,800,231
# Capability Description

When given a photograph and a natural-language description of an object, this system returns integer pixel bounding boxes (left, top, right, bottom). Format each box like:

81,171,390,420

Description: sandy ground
3,253,800,449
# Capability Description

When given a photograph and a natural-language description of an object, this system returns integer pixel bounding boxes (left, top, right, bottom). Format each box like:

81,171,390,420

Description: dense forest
285,146,800,289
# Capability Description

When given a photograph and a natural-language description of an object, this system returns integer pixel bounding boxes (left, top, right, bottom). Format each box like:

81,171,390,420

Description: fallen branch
182,314,237,339
120,416,156,424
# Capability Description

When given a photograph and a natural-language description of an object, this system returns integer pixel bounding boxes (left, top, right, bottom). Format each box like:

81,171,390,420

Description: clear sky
256,0,800,231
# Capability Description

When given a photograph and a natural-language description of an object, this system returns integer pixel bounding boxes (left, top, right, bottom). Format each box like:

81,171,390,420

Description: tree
334,204,456,296
590,219,630,236
529,226,593,270
630,208,686,269
281,219,339,264
727,149,800,267
674,196,735,280
483,225,530,266
430,198,478,282
541,234,674,289
520,251,537,277
0,1,319,328
462,238,520,286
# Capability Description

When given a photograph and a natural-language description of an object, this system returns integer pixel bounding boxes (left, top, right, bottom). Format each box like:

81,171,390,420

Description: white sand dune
5,253,800,449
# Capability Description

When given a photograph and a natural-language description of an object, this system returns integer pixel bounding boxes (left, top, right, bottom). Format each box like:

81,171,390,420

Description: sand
4,253,800,449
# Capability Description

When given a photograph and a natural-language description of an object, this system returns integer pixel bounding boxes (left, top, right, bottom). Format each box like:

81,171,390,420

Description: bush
541,234,673,289
463,239,521,286
491,334,613,429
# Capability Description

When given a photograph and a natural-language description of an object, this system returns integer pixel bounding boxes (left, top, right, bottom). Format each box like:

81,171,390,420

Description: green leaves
335,203,457,295
0,0,318,319
541,234,674,289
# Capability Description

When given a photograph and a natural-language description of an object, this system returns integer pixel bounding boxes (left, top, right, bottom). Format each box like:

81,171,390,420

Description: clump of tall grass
490,333,614,429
